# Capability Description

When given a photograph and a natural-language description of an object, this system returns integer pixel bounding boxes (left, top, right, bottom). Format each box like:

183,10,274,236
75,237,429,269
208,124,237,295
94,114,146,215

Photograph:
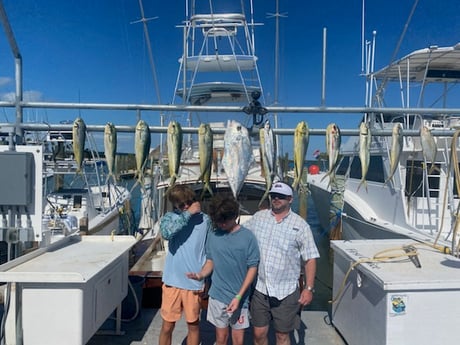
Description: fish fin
292,179,299,192
428,164,440,175
200,183,213,199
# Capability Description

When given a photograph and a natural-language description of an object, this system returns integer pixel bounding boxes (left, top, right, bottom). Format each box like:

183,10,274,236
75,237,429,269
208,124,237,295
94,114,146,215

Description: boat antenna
131,0,162,105
132,0,164,156
267,0,287,156
373,0,419,106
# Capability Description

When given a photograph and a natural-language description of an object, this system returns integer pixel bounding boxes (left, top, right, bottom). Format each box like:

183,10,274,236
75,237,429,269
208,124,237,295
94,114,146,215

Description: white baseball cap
269,182,293,197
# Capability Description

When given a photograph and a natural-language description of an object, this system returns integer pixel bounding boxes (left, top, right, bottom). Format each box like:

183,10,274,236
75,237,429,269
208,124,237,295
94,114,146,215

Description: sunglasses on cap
269,193,290,200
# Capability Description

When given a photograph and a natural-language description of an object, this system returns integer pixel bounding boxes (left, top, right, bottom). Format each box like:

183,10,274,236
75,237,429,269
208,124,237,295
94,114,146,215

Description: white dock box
331,239,460,345
0,235,136,345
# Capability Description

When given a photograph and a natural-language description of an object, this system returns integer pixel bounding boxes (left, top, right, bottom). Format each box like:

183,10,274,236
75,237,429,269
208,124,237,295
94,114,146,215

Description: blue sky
0,0,458,156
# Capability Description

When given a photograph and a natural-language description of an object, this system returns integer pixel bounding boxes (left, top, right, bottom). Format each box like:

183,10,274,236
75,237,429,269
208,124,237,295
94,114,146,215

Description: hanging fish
72,117,86,173
259,120,278,208
321,123,341,187
104,122,117,183
167,120,183,187
420,125,438,174
198,123,213,198
222,120,254,199
292,121,309,191
385,123,403,185
134,119,151,181
357,121,371,192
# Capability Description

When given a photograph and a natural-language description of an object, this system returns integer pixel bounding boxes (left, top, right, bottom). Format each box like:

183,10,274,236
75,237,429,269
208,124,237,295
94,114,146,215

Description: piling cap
269,182,293,196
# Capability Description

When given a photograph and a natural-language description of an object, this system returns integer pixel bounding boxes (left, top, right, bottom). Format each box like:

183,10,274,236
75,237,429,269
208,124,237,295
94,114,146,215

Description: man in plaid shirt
244,181,319,345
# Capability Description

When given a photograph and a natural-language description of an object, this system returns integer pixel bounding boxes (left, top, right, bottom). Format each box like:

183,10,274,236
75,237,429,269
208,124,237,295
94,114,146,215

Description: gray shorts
207,297,250,329
249,289,301,332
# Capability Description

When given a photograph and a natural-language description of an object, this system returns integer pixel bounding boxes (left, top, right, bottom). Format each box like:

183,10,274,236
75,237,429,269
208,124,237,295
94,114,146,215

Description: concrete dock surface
88,307,347,345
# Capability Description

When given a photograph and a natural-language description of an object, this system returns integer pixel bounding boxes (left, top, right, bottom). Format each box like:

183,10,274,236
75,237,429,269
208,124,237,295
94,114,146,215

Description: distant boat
307,43,460,253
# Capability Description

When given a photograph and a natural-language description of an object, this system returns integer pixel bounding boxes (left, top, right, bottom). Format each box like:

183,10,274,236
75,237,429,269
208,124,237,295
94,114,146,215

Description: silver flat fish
420,125,437,173
222,120,254,199
167,120,183,187
72,117,86,173
321,123,341,187
385,123,403,185
357,121,371,192
259,120,278,207
292,121,309,191
134,119,151,181
104,122,117,183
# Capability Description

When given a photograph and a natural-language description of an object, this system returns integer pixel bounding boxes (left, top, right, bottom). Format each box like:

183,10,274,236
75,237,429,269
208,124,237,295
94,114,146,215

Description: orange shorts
160,284,202,323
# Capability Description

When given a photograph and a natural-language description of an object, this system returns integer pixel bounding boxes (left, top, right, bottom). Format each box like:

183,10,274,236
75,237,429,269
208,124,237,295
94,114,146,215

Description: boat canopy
373,43,460,82
176,82,261,105
179,55,257,72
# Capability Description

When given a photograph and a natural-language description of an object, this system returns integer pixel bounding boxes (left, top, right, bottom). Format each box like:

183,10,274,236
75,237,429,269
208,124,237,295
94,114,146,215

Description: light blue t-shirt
160,210,211,290
206,225,260,306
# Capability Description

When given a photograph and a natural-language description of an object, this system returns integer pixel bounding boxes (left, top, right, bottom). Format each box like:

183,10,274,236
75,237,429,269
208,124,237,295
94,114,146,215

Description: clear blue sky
0,0,458,155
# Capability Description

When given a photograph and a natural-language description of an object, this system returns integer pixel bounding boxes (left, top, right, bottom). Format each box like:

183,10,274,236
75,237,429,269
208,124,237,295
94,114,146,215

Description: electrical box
0,151,34,206
331,239,460,345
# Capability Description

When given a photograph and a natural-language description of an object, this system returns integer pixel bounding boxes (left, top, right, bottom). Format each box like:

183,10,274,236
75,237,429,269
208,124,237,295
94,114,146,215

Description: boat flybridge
307,42,460,254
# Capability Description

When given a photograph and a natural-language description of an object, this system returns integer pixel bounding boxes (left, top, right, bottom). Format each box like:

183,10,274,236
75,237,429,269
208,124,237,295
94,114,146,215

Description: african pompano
321,123,341,187
167,120,183,187
259,120,278,207
72,117,86,173
385,123,403,185
198,123,213,197
134,120,151,181
420,125,437,173
357,121,371,192
222,120,254,198
292,121,309,191
104,122,117,182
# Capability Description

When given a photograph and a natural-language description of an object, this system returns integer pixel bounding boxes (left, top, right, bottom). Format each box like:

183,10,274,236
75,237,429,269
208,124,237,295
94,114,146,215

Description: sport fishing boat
42,159,132,243
307,42,460,253
131,0,277,280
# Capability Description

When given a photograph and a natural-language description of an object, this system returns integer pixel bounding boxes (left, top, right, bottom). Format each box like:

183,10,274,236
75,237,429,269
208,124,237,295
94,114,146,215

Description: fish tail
357,179,367,193
258,190,270,209
170,175,177,188
292,179,299,192
201,182,213,199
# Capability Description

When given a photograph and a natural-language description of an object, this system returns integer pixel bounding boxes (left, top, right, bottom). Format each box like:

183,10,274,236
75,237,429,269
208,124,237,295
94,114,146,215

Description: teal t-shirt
206,225,260,306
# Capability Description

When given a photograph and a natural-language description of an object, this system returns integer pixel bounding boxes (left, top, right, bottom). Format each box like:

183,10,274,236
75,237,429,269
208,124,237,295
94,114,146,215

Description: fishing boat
307,42,460,253
130,0,276,284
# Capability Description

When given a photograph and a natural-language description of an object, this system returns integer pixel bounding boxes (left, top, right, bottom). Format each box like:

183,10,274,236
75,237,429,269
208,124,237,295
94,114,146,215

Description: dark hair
167,184,196,206
208,193,239,224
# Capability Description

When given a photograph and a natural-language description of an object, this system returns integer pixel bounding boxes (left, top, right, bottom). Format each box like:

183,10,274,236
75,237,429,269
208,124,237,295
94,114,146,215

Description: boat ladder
422,137,454,237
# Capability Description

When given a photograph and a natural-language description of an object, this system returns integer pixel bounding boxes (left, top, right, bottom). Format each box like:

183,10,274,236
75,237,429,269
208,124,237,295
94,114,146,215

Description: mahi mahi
104,122,117,183
134,119,151,181
259,120,278,207
292,121,309,191
167,120,183,187
357,121,371,192
198,123,213,197
420,125,437,173
222,120,254,199
72,117,86,173
385,123,403,185
321,123,341,187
